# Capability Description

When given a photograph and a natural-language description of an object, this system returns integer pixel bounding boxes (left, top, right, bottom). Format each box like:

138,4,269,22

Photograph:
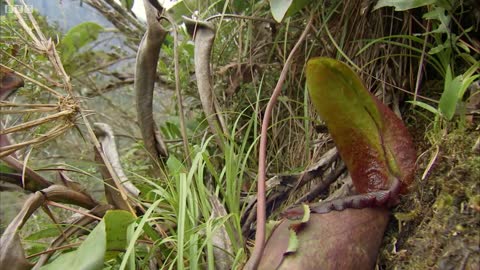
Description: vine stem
245,14,314,270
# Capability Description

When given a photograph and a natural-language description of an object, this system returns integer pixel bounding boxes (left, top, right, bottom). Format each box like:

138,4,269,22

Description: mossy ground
378,116,480,269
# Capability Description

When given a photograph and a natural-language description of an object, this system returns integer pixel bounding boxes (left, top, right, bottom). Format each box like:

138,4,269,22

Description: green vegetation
0,0,478,269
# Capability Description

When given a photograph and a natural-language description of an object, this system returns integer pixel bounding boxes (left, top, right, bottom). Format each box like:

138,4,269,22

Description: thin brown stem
245,14,314,270
41,204,70,243
413,21,430,103
45,201,102,221
25,242,81,259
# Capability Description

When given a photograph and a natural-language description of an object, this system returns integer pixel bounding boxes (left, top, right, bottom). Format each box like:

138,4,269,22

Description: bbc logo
2,4,33,15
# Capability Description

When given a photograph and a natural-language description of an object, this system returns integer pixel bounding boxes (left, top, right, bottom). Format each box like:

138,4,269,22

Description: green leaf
120,0,134,10
460,74,480,99
439,66,461,120
269,0,312,22
457,42,470,53
438,62,480,121
166,155,187,175
306,57,416,194
125,223,136,270
232,0,250,11
169,0,193,23
373,0,435,11
164,120,182,139
423,7,450,33
40,210,135,270
407,100,440,115
41,220,106,270
285,0,312,18
270,0,293,22
0,162,15,173
457,63,480,99
120,200,162,270
104,210,136,260
25,227,60,241
428,43,447,55
59,22,103,61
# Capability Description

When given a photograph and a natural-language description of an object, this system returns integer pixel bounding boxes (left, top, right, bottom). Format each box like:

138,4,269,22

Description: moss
378,126,480,269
